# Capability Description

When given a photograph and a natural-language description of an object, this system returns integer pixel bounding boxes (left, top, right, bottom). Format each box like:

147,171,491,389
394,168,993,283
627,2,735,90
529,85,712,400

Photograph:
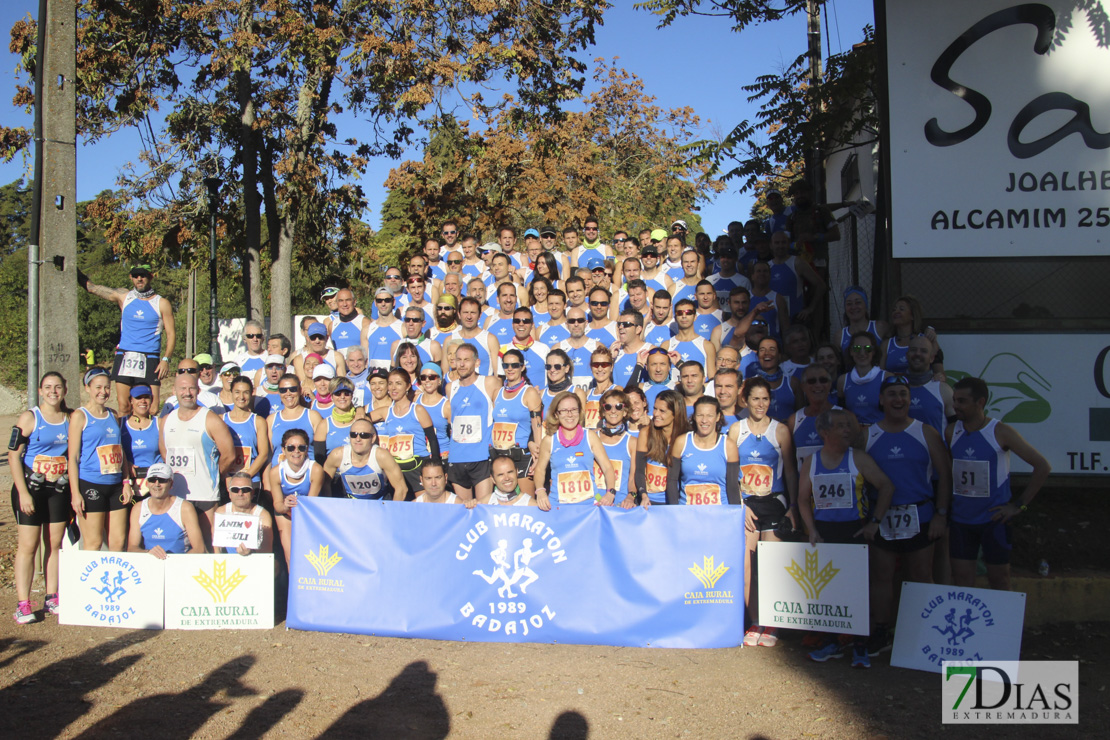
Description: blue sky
0,1,874,236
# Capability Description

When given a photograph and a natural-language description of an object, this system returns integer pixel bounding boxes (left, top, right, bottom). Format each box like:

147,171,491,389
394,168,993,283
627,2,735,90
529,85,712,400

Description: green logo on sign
948,353,1051,424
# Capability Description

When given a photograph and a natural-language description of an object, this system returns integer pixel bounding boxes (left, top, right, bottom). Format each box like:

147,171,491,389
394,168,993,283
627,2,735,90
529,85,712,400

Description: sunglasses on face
403,317,423,323
614,238,627,243
279,386,300,393
603,402,624,411
502,362,523,369
146,477,169,485
851,344,874,352
418,374,439,382
284,444,308,452
584,226,598,231
308,334,326,341
675,309,694,317
805,377,832,385
591,362,612,369
334,389,353,396
436,306,454,311
512,318,533,325
566,318,587,325
221,369,240,376
198,364,213,371
385,274,402,280
228,486,253,494
442,229,457,235
589,300,609,307
375,298,394,304
446,259,463,265
617,321,637,329
545,363,565,371
350,431,374,440
245,333,263,339
177,368,199,375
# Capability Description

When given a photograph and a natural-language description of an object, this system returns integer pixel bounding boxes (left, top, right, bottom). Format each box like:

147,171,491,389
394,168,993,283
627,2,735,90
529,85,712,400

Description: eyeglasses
851,344,874,352
308,334,326,341
284,444,308,452
334,389,353,396
805,377,832,385
403,317,423,323
502,361,523,369
228,486,253,494
245,333,263,339
436,306,454,311
545,363,565,370
146,477,169,485
512,318,533,325
442,229,457,235
375,297,394,304
603,402,624,411
589,300,609,307
566,318,587,325
278,386,299,393
675,309,694,316
349,431,374,440
591,362,612,369
446,259,463,265
556,407,579,416
176,367,199,375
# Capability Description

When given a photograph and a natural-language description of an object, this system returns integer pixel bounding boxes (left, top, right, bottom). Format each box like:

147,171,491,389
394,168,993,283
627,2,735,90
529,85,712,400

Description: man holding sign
797,408,894,668
214,471,273,555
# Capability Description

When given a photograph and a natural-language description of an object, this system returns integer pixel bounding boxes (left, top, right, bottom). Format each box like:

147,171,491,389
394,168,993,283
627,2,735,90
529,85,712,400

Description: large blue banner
288,499,745,648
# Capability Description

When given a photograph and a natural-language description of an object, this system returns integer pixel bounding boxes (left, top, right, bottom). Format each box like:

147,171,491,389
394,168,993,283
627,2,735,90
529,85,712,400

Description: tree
382,60,720,241
3,0,608,335
637,1,878,195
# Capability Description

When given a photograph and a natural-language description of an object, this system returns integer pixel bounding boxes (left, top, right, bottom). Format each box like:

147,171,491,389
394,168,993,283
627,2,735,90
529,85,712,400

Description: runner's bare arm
80,276,126,306
208,414,237,474
180,501,207,552
992,422,1051,522
158,297,176,379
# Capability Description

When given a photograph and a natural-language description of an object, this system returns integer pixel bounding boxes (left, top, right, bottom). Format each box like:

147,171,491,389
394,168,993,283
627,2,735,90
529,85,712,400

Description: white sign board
943,333,1110,475
213,512,263,550
891,582,1026,673
60,550,165,629
756,542,870,636
885,0,1110,257
164,554,275,630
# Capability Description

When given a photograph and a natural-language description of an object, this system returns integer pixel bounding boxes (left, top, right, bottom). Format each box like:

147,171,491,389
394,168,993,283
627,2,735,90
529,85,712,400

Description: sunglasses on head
176,367,199,375
245,333,263,339
228,486,253,494
647,347,669,356
284,444,308,452
349,431,374,440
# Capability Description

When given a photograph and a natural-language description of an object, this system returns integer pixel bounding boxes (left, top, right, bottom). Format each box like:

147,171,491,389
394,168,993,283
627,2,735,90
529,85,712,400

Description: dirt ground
0,411,1106,739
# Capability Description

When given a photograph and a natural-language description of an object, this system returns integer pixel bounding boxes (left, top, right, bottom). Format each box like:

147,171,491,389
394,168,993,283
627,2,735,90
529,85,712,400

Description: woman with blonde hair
531,391,617,510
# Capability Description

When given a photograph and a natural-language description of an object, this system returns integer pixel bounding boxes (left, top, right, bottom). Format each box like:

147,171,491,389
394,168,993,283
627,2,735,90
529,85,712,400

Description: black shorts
949,519,1013,566
814,519,866,545
11,483,71,526
448,459,491,489
745,493,788,532
490,447,533,479
399,457,426,499
110,350,161,386
190,498,219,513
78,479,128,514
873,523,933,553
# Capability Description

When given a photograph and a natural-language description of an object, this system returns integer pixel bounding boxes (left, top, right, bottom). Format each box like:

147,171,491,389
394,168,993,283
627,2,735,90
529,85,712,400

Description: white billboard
885,0,1110,258
942,333,1110,476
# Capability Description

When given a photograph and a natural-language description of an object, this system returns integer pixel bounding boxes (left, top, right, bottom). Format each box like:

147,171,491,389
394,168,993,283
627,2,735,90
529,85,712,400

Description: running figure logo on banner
472,538,545,598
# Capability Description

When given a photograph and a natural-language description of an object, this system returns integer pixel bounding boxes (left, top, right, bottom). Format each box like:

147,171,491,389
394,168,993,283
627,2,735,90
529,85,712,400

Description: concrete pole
38,0,80,409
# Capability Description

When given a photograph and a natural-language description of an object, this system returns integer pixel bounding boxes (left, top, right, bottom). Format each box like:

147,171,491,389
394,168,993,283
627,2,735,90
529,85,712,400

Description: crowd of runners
9,180,1051,668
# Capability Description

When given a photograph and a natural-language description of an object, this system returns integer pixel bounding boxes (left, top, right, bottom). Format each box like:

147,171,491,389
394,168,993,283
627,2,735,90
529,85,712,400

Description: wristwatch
936,507,948,517
161,356,170,362
608,488,617,498
869,516,881,524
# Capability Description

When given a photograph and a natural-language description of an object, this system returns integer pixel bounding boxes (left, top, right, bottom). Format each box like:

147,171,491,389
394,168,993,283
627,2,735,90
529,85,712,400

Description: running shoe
13,601,36,625
45,594,60,616
851,646,871,669
867,627,893,657
743,627,762,647
757,627,779,647
808,642,845,662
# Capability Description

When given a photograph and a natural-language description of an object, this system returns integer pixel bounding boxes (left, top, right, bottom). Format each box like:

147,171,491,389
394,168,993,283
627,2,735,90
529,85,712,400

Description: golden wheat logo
192,560,247,603
785,549,840,600
305,544,343,577
688,556,729,589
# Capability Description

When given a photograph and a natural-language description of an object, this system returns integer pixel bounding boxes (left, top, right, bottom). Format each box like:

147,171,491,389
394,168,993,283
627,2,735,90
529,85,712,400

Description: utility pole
205,177,222,363
806,0,826,204
33,0,80,409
